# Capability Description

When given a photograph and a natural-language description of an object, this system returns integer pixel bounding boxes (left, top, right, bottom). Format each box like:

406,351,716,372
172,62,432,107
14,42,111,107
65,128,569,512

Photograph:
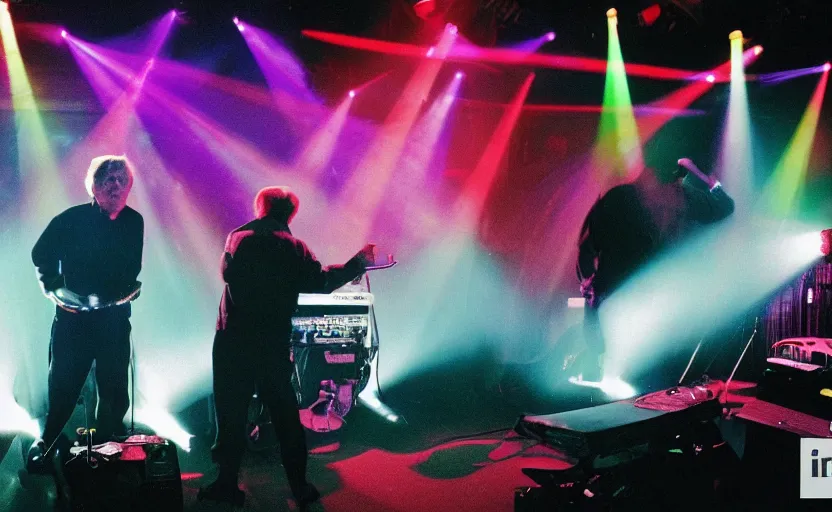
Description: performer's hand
580,276,600,308
37,274,64,297
54,287,84,304
50,287,83,313
357,243,377,268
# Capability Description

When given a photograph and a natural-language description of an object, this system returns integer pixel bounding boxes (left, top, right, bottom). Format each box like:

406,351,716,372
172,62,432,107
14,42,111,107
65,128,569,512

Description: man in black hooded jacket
576,160,735,381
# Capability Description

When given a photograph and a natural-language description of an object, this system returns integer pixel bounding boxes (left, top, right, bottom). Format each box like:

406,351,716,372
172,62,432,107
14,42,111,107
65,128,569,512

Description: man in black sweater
576,160,735,381
199,186,375,508
28,155,144,470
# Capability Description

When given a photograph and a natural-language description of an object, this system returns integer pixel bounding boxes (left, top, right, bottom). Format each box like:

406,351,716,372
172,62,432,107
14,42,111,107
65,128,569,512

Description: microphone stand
678,158,721,191
723,317,759,403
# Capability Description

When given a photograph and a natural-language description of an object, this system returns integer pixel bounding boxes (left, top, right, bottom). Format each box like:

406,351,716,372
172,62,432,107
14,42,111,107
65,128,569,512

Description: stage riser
731,422,832,510
514,397,721,464
515,441,739,511
759,366,832,421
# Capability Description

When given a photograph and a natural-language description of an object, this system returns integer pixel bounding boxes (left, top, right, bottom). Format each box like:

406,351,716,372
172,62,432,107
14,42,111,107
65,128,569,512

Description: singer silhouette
576,161,735,381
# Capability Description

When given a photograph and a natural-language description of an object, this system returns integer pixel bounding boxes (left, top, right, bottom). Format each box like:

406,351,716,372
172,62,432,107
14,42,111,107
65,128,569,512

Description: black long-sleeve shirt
31,202,144,306
217,217,366,339
577,178,734,302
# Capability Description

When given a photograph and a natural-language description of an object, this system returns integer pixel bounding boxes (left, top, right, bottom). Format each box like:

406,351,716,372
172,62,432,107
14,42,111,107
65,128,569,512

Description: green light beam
595,9,643,179
761,70,829,217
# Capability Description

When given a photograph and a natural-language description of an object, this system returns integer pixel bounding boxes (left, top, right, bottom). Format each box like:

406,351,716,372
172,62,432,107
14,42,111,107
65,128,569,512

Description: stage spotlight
606,8,618,18
706,74,715,83
729,30,743,41
638,4,662,27
791,230,828,260
348,89,356,98
426,46,435,57
237,23,245,32
824,62,831,72
753,45,763,55
455,71,464,79
232,16,239,25
447,23,458,35
545,31,556,42
60,29,67,39
412,0,437,20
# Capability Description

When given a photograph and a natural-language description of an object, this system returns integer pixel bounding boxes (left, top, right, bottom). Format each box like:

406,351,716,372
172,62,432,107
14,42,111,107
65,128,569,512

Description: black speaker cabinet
56,435,183,512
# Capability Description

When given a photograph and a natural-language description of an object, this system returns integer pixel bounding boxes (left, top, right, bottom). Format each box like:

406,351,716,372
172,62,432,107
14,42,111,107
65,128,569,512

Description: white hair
84,155,134,197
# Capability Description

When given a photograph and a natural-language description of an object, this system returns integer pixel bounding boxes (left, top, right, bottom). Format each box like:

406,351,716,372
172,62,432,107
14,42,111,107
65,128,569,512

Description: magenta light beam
141,10,177,58
758,63,832,85
509,32,557,53
238,23,317,103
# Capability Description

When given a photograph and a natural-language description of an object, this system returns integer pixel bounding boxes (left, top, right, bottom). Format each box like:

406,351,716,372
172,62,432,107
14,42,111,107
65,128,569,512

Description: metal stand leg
724,318,759,400
207,394,215,430
678,339,704,386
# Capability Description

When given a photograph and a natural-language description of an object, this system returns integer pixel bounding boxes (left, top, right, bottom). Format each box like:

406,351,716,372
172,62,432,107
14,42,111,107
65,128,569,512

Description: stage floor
0,365,817,511
0,428,572,512
0,361,582,512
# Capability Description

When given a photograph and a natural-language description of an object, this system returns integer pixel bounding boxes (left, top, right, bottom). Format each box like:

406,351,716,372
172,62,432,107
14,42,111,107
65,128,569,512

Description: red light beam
303,30,706,81
455,73,536,227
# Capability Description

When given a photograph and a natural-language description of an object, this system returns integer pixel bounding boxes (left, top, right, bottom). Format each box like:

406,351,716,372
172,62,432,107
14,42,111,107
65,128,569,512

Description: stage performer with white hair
27,155,144,471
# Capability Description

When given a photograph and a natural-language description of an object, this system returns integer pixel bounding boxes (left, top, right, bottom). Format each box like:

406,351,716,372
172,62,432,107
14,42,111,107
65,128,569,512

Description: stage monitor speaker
759,363,832,421
513,420,739,511
515,395,721,465
56,434,183,512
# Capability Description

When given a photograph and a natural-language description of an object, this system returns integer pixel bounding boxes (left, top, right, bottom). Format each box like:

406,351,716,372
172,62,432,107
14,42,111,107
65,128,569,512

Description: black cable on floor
130,331,136,435
371,303,384,402
432,426,513,445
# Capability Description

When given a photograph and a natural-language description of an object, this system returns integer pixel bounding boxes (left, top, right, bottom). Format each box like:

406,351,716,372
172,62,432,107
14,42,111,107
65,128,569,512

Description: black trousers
583,300,604,355
41,308,131,448
211,327,308,491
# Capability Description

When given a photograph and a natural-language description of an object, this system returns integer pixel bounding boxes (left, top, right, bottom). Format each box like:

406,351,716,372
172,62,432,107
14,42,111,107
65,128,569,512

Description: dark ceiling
4,0,831,115
7,0,831,69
